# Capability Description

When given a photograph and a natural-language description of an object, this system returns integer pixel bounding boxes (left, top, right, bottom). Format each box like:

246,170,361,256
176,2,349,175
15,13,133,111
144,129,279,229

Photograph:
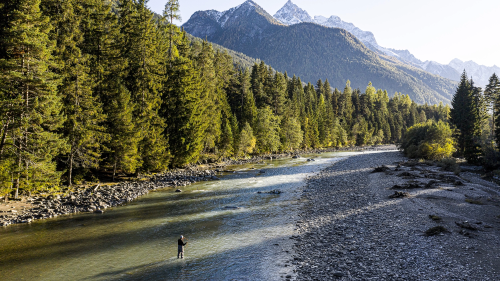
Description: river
0,152,361,281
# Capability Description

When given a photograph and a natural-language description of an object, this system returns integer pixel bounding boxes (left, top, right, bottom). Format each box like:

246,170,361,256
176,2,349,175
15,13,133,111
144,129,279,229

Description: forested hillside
0,0,449,199
186,34,261,69
183,0,458,104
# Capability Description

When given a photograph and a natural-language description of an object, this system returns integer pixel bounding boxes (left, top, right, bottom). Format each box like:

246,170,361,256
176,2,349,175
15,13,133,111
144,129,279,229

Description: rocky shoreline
0,145,392,227
290,151,500,280
0,169,219,227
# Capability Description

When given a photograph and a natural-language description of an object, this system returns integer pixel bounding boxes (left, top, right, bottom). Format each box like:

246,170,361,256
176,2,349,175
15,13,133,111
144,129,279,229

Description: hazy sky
147,0,500,67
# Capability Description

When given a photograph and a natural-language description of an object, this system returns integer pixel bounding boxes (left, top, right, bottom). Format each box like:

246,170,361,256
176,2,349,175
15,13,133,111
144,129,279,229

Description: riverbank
0,145,393,227
291,151,500,280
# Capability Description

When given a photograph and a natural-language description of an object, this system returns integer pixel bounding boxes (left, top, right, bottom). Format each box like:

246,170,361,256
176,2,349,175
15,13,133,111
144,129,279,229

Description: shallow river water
0,152,361,281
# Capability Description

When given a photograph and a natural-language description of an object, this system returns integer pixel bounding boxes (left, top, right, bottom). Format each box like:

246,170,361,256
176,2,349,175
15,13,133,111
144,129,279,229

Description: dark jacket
178,239,187,246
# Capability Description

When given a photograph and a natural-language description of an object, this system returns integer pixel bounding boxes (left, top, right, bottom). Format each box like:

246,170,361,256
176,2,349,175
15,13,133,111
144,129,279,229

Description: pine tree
272,72,287,115
251,62,267,108
241,69,257,126
280,115,303,151
254,107,281,153
0,0,66,196
161,32,205,167
219,117,234,157
120,0,169,172
42,0,107,186
485,73,500,139
164,0,181,61
340,80,353,128
450,71,485,162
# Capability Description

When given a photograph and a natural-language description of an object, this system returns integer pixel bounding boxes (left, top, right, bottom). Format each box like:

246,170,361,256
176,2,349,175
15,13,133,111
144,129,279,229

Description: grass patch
465,199,483,205
425,226,448,236
429,215,442,222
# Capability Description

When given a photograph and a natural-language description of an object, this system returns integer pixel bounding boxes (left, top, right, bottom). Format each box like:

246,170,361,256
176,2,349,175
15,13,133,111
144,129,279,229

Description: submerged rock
257,190,282,195
389,191,410,199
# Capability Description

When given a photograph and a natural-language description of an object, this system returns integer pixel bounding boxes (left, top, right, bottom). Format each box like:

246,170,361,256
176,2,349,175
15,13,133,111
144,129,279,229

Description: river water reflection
0,152,360,281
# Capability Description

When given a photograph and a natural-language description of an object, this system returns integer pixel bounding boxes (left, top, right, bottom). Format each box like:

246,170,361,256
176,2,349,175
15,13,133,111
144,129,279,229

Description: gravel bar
292,151,500,280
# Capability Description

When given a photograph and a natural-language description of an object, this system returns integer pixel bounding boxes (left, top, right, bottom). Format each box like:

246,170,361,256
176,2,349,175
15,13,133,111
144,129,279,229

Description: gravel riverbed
292,151,500,280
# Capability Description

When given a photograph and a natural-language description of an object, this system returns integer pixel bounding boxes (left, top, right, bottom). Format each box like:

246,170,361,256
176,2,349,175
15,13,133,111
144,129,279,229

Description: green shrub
437,158,461,174
400,120,455,160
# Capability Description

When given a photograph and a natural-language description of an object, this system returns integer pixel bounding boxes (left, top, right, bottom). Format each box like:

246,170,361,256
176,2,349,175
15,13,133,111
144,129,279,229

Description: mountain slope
183,0,456,104
273,0,498,87
186,33,261,69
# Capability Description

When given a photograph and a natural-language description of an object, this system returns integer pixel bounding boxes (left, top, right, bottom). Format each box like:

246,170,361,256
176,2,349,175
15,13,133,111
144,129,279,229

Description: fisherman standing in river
178,235,188,259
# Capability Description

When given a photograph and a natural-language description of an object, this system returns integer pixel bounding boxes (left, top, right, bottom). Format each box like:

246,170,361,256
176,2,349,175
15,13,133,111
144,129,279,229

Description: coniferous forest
0,0,452,198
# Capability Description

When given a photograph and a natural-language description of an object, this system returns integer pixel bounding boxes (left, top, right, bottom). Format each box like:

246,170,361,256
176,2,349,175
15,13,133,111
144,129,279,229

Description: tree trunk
113,161,117,182
15,142,20,200
0,119,10,159
69,152,73,187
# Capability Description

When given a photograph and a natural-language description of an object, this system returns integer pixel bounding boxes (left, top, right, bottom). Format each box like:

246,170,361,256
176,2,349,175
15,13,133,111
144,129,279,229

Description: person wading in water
178,235,188,258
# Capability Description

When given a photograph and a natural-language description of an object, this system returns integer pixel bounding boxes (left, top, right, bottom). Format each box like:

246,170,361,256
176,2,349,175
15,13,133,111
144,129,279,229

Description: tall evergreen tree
450,72,485,162
254,107,281,153
119,0,169,172
272,72,287,115
164,0,181,61
485,73,500,139
42,0,107,186
161,31,204,167
0,0,66,196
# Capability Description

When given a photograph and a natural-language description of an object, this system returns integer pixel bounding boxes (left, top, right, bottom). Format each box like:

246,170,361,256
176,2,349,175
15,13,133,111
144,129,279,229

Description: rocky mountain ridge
183,0,457,104
273,0,498,87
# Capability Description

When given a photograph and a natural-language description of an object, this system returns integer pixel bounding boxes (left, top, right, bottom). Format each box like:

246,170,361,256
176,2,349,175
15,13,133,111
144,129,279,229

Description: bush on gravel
400,120,455,160
437,158,461,174
425,226,449,236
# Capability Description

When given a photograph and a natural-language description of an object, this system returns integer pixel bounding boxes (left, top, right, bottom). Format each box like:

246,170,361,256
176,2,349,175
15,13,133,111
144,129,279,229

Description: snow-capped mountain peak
274,0,313,25
273,2,380,51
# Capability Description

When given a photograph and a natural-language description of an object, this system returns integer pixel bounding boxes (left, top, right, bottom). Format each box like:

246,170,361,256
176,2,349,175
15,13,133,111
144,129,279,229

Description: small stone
175,189,182,192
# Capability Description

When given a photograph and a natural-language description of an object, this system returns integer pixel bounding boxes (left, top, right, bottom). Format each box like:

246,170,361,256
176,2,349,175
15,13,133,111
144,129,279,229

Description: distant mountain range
183,0,456,104
273,0,499,87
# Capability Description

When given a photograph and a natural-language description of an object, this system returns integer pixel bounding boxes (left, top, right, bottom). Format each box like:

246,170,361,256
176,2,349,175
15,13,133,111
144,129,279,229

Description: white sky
147,0,500,67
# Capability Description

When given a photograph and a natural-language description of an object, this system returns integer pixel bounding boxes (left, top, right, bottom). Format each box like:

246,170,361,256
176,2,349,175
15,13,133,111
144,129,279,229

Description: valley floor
292,151,500,280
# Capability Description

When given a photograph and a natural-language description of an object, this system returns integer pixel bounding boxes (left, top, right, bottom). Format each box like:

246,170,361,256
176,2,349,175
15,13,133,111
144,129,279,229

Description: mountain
273,0,498,88
273,1,399,61
448,59,500,88
183,0,456,104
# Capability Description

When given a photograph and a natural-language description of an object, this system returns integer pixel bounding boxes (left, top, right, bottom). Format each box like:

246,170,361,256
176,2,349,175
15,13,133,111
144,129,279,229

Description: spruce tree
240,69,257,127
0,0,66,196
272,72,287,115
485,73,500,139
161,32,204,167
120,0,169,172
42,0,107,186
254,107,281,153
450,71,485,161
164,0,181,61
